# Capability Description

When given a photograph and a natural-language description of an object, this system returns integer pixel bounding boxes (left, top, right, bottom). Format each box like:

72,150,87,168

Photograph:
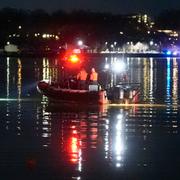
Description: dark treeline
0,7,180,48
0,8,149,46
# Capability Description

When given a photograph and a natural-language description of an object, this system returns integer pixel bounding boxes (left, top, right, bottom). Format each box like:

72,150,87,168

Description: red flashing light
68,54,80,64
60,48,84,69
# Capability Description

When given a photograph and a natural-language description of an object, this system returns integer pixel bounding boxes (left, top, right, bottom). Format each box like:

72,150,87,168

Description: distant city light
166,50,172,55
150,41,154,46
55,35,59,40
42,33,58,39
42,34,47,38
173,51,178,56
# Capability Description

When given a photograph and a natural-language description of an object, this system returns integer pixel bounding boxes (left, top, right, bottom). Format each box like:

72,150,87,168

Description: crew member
89,68,98,85
77,68,88,89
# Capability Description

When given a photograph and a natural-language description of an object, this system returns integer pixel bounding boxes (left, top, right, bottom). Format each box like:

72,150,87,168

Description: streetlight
150,41,154,46
77,40,83,46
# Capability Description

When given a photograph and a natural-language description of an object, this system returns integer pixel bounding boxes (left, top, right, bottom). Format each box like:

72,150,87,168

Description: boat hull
37,81,108,104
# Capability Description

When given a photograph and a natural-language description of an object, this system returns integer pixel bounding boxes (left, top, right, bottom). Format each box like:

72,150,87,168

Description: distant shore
86,53,178,58
0,51,179,58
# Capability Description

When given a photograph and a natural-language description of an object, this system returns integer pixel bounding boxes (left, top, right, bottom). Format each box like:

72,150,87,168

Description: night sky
0,0,180,15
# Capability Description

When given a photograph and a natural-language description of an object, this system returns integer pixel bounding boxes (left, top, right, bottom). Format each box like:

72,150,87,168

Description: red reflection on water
69,125,80,164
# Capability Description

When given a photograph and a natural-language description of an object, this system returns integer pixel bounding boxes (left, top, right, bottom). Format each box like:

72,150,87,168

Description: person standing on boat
77,68,88,89
89,68,98,85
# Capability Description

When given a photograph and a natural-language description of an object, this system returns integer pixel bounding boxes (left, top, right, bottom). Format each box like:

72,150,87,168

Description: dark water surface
0,56,180,179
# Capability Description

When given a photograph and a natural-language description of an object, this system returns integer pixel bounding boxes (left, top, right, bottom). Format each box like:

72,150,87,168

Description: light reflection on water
1,56,180,104
0,100,180,179
0,56,180,179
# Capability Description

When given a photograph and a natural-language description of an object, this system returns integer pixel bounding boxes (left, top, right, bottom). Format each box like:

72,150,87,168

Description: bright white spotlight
77,40,83,46
112,61,126,73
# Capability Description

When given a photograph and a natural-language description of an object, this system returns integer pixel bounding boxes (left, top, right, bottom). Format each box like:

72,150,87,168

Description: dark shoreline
1,52,179,58
86,53,180,58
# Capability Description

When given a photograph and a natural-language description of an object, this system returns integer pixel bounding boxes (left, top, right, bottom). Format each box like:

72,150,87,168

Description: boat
108,83,140,104
37,50,140,104
37,80,108,104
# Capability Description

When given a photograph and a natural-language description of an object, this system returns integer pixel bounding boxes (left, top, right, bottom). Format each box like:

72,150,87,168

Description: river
0,56,180,179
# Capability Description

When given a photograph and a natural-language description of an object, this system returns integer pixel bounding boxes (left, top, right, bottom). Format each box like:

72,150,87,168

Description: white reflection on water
149,58,154,103
143,59,149,102
104,119,109,159
41,95,51,147
114,113,125,168
166,58,171,105
172,58,178,106
78,148,82,172
6,57,10,98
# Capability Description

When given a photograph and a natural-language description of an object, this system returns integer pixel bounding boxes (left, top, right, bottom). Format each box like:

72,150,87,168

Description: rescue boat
37,80,108,104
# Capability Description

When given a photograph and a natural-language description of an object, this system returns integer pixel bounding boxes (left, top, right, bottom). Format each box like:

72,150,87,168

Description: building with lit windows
127,14,154,28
